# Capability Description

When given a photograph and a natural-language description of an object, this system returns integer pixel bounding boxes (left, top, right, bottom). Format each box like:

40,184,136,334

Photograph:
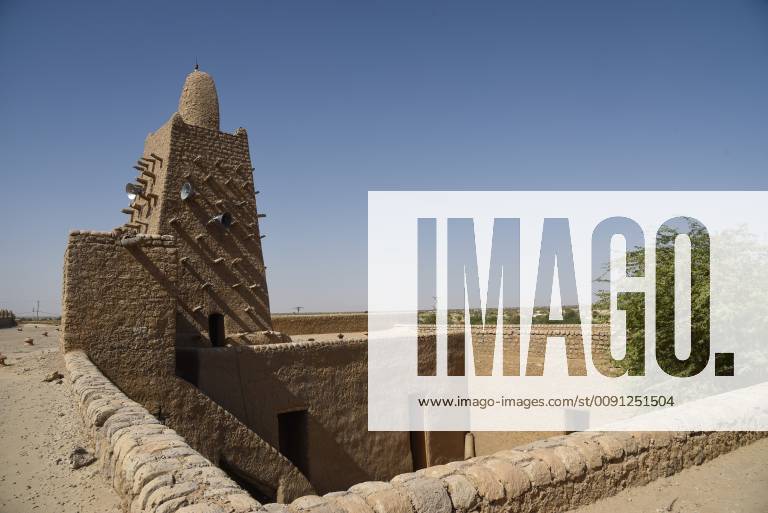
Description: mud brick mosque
62,67,419,502
55,67,763,513
60,65,558,499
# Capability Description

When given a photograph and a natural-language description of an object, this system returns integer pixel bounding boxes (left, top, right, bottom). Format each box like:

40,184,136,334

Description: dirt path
0,324,121,513
567,436,768,513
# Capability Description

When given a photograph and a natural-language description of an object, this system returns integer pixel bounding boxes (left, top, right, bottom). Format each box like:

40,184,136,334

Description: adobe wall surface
121,123,172,235
61,231,178,410
159,116,272,339
272,313,368,335
64,350,262,513
121,111,272,344
61,232,312,503
176,339,413,495
66,345,767,513
272,430,767,513
417,324,610,377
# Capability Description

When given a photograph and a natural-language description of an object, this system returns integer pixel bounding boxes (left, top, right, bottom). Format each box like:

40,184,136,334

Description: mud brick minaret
121,67,272,345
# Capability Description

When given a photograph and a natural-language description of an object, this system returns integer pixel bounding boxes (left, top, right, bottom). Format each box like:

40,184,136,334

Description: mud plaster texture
176,339,412,494
59,69,766,513
273,431,767,513
271,313,368,335
61,231,311,503
65,349,262,513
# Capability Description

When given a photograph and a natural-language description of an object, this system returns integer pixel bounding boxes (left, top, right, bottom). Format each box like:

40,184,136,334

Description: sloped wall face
120,121,173,235
61,231,313,502
61,231,178,411
176,340,413,495
156,118,272,345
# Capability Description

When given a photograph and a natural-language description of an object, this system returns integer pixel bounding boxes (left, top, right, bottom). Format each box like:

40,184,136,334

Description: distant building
0,309,16,329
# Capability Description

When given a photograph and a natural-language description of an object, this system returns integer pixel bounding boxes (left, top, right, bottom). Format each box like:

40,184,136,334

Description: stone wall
271,430,766,513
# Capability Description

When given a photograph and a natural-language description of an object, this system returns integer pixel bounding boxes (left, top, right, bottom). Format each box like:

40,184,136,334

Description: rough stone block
441,474,477,512
593,435,625,462
480,458,531,499
350,481,393,498
326,491,376,513
394,476,452,513
460,465,504,503
364,488,414,513
526,449,566,483
552,445,587,478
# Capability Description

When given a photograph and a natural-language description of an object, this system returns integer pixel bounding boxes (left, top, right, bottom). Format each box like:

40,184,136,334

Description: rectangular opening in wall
209,313,225,347
278,409,309,478
409,431,427,470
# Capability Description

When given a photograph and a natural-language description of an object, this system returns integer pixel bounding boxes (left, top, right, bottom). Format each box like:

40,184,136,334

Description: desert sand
0,324,121,513
566,434,768,513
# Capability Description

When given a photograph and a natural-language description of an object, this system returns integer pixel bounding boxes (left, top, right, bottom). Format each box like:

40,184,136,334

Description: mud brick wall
61,231,178,411
159,116,272,338
271,313,368,335
64,350,261,513
271,430,765,513
61,231,313,503
177,338,413,495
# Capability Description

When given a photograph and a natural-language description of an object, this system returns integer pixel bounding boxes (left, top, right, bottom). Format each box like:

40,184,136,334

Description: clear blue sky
1,0,767,316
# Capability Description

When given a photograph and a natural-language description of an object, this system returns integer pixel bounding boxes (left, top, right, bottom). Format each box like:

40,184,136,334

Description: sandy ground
567,436,768,513
0,324,121,513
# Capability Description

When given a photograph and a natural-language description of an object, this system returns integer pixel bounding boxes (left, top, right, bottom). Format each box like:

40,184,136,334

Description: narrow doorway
409,431,427,470
208,313,225,347
278,410,309,478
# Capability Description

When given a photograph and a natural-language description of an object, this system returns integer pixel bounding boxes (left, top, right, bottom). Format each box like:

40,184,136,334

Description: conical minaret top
178,67,220,131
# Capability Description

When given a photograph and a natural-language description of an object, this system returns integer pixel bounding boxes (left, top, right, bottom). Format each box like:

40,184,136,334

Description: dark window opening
209,313,225,347
175,348,199,386
278,410,309,478
409,431,427,471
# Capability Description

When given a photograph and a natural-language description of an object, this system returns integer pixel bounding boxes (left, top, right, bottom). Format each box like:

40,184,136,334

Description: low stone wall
65,350,262,513
271,313,368,335
66,348,765,513
270,430,765,513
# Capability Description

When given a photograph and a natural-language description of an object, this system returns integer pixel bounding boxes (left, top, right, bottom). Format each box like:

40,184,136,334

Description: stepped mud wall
65,350,261,513
61,231,312,502
176,339,412,495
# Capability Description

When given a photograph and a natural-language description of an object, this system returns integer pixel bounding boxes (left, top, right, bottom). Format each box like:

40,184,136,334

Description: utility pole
35,300,40,321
